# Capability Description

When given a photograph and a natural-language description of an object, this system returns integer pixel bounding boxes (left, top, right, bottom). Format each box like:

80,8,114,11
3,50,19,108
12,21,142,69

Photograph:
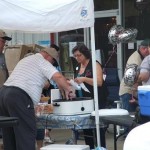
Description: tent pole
90,26,101,147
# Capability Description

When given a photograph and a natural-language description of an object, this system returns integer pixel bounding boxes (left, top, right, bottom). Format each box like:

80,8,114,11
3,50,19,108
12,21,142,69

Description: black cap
141,39,150,47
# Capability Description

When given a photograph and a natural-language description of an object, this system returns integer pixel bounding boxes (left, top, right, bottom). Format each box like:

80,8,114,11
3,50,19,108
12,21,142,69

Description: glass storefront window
94,0,118,11
57,0,150,73
58,29,84,73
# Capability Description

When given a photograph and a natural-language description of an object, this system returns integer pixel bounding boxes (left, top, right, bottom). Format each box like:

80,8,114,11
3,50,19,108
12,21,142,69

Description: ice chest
138,85,150,116
40,144,90,150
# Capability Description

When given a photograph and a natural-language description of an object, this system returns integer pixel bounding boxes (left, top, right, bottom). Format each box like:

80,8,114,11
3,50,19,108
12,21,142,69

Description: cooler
40,144,90,150
138,85,150,116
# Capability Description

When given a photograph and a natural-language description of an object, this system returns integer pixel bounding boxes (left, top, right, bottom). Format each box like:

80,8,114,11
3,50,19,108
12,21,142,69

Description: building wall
6,31,50,47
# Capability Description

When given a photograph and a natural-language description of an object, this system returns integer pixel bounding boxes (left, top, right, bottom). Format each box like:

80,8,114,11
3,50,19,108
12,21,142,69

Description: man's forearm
52,72,70,91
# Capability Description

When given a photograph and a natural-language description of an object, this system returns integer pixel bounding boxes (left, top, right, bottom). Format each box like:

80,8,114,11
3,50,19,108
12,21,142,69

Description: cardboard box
4,45,33,74
27,44,45,53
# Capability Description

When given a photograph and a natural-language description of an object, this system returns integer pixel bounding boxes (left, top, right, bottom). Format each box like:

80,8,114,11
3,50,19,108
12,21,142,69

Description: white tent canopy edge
0,0,101,147
0,0,94,33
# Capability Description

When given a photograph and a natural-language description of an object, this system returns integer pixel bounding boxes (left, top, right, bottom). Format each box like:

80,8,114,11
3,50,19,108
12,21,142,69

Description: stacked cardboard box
4,44,44,75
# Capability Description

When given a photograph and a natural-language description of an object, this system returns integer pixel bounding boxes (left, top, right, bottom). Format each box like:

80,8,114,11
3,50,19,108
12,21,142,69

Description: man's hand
65,87,76,100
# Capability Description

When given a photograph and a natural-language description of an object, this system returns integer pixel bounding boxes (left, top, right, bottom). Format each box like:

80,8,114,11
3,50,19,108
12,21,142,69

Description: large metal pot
52,97,94,115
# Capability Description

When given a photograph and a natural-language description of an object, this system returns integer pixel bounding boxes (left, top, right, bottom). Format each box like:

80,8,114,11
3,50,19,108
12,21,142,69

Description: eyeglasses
73,54,82,58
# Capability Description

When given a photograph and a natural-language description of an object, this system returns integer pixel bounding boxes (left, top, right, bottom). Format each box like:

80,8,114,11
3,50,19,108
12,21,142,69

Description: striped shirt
4,53,58,104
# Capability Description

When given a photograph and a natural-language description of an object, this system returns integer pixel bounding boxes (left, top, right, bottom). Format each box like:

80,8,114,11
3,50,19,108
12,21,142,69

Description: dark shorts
36,129,45,140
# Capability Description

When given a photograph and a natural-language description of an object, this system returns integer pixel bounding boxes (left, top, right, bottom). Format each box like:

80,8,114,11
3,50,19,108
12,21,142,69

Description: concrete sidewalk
0,125,125,150
43,125,124,150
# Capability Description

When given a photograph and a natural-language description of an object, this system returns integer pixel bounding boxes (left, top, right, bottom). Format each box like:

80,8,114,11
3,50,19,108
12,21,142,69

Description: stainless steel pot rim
53,97,92,102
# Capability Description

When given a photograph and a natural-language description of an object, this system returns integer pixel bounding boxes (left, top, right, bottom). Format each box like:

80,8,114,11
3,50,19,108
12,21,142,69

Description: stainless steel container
52,97,94,115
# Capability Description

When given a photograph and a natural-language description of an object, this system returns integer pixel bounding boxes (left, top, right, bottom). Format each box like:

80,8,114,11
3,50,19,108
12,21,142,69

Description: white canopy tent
0,0,101,147
0,0,94,33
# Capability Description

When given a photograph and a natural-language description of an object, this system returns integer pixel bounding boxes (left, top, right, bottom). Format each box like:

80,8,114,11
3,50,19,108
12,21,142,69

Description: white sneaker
44,137,55,144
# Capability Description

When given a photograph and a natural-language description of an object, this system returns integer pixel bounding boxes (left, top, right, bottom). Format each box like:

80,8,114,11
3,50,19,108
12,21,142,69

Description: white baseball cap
0,29,12,41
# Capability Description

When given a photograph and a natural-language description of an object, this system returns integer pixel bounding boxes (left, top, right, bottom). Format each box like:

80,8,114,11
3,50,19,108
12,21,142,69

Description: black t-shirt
74,59,108,109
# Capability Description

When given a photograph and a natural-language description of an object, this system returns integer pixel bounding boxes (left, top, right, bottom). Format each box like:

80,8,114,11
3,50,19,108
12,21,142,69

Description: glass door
94,17,117,68
85,9,123,80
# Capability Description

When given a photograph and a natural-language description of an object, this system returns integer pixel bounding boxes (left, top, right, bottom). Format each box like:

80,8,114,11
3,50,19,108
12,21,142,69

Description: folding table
100,115,137,150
